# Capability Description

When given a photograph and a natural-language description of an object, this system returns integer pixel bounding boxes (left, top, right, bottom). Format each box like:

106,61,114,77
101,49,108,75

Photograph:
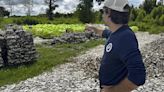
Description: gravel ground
0,32,163,92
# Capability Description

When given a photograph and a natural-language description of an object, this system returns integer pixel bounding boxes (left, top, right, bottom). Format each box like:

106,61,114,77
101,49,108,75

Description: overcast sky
0,0,160,16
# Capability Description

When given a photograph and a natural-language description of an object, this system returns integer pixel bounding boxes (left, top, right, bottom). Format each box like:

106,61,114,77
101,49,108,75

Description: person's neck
108,23,124,33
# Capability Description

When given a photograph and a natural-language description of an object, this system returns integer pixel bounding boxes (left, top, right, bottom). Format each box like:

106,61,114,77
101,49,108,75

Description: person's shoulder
118,27,136,42
118,27,139,49
120,27,135,38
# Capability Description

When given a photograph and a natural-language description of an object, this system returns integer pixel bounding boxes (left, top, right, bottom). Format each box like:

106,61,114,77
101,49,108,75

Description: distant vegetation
23,24,85,38
0,0,163,34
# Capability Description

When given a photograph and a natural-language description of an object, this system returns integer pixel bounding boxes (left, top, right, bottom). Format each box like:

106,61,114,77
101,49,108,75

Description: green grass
0,39,104,87
23,24,85,38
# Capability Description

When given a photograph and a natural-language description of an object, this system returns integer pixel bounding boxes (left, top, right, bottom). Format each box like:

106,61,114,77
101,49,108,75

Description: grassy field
0,39,104,87
23,24,85,38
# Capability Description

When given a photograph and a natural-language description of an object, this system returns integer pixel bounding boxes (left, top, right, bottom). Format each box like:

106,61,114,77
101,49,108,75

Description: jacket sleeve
102,29,111,39
118,33,146,86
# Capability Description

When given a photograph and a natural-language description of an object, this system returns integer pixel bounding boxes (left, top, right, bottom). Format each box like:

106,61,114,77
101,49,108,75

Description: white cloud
129,0,144,7
92,0,104,11
0,0,80,15
129,0,161,7
54,0,80,14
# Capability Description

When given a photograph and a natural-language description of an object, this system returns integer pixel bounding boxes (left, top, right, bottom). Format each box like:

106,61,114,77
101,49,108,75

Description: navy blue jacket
99,25,146,86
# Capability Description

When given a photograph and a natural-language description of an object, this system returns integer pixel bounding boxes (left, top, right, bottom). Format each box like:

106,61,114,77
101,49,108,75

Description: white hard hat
104,0,129,12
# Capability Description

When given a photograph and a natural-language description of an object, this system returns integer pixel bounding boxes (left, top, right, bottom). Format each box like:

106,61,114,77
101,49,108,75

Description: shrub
23,17,39,25
13,17,40,25
130,8,138,21
0,17,3,22
158,15,164,26
149,25,164,34
13,18,23,25
136,9,146,22
137,22,150,32
128,21,138,26
130,26,139,32
151,6,164,19
143,15,155,23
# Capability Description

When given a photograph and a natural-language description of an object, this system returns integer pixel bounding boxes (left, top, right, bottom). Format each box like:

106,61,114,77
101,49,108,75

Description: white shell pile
141,38,164,78
0,28,37,67
72,45,104,79
6,29,37,65
0,31,5,67
51,32,100,44
0,46,3,67
0,32,164,92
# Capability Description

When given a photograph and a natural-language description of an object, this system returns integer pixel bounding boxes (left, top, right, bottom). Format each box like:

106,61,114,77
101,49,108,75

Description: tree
150,6,164,25
77,0,104,23
45,0,59,20
142,0,157,14
22,0,33,16
0,6,10,17
136,9,146,22
158,15,164,26
151,6,164,19
77,0,94,23
7,0,14,16
130,5,138,21
157,0,164,6
27,0,33,16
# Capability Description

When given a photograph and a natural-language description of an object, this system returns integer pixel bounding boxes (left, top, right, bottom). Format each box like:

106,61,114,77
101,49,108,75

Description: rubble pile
51,32,100,44
141,38,164,78
0,27,37,67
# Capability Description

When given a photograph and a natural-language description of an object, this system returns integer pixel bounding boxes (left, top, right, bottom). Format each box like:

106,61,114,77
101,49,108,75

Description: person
85,0,146,92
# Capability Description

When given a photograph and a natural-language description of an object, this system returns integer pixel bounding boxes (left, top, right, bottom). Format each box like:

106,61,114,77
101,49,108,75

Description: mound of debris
51,31,100,44
0,32,163,92
0,25,37,67
72,45,104,79
0,31,6,67
73,37,164,80
141,38,164,78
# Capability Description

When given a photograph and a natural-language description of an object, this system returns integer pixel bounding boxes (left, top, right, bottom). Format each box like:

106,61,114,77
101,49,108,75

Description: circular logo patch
106,43,112,53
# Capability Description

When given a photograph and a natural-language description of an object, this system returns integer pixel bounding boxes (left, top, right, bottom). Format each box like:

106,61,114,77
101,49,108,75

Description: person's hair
104,5,130,24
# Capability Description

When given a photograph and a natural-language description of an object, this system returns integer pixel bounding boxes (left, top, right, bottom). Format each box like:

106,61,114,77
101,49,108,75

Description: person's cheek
105,16,109,22
104,15,109,24
102,14,108,23
102,14,105,22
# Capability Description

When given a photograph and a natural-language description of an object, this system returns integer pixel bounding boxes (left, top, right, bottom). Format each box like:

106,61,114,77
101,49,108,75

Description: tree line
0,0,163,25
